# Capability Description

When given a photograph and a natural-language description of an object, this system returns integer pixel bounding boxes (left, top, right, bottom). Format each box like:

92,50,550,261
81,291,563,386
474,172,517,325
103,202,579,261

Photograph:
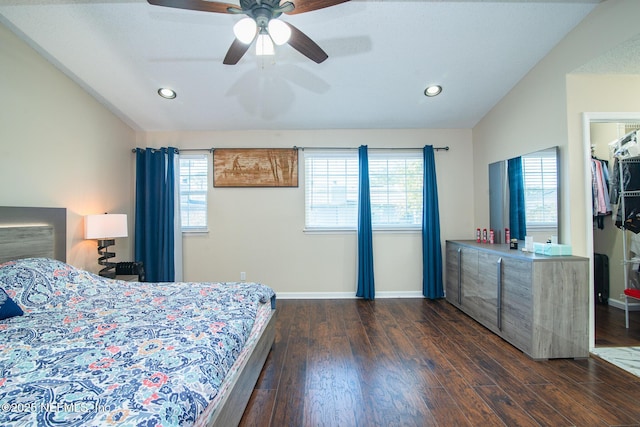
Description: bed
0,207,276,427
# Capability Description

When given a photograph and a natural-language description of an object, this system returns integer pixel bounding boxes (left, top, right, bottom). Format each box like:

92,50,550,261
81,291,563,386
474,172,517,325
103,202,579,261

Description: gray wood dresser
445,240,589,359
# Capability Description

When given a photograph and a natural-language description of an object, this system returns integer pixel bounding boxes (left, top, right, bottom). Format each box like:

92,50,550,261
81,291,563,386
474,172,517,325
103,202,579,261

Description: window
304,150,423,230
179,154,208,231
522,150,557,228
369,151,423,228
305,151,359,229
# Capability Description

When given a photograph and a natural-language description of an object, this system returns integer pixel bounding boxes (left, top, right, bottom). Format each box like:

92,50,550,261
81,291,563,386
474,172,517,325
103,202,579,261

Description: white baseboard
276,291,424,299
606,298,640,311
275,295,640,307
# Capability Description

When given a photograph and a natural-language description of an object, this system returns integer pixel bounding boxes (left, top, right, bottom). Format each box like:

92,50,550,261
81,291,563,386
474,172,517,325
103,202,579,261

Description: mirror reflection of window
489,146,559,243
521,149,558,229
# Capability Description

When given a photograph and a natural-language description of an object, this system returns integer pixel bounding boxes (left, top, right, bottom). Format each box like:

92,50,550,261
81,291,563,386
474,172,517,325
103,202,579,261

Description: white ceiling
0,0,603,132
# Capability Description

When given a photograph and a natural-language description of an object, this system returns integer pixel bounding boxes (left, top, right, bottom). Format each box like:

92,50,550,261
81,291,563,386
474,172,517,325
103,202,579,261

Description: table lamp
84,213,128,278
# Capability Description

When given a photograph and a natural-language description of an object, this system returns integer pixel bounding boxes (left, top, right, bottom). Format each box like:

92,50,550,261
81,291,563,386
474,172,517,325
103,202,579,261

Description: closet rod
293,146,449,151
131,148,213,153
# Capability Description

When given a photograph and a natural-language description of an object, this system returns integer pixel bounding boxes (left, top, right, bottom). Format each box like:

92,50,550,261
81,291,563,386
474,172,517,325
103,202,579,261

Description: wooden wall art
213,148,298,187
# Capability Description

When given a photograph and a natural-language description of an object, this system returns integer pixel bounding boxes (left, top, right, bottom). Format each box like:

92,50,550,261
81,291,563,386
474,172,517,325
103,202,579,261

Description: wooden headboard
0,207,66,263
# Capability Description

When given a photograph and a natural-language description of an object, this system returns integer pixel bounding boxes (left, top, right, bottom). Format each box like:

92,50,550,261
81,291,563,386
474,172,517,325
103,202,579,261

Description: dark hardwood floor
596,302,640,347
241,298,640,427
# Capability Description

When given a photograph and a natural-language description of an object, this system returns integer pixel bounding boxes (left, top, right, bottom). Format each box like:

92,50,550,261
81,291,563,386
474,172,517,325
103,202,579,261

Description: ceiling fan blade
286,23,328,63
223,38,252,65
284,0,350,15
147,0,238,14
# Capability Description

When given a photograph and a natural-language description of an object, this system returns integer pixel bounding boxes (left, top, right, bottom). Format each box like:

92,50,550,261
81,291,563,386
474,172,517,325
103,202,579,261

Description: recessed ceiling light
158,88,176,99
424,85,442,97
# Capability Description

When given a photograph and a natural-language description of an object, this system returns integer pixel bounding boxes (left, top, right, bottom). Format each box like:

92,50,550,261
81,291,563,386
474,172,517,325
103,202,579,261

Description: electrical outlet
240,272,246,282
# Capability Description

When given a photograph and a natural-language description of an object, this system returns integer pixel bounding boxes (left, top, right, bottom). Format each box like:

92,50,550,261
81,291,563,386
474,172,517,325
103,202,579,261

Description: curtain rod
132,146,449,152
293,146,449,151
132,148,214,153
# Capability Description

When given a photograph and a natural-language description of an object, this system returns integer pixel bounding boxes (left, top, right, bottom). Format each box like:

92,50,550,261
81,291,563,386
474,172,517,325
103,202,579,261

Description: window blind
179,154,208,231
522,151,557,227
304,149,423,230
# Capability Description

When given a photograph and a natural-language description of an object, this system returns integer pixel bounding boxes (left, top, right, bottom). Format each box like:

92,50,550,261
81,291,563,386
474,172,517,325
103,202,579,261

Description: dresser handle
457,247,462,305
497,257,503,331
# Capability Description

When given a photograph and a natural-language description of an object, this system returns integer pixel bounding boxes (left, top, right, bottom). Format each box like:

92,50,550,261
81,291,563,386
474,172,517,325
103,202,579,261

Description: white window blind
304,149,423,230
522,150,557,227
369,151,423,228
179,154,208,231
305,150,359,229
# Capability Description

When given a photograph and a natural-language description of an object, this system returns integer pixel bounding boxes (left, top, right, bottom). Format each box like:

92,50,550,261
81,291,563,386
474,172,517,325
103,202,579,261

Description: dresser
445,240,589,359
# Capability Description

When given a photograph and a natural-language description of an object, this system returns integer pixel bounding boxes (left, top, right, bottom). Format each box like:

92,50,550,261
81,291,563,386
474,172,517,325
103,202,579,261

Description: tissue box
533,243,572,256
533,243,546,254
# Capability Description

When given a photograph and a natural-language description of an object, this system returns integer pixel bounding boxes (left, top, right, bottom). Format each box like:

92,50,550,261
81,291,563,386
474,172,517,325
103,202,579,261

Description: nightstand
115,262,145,282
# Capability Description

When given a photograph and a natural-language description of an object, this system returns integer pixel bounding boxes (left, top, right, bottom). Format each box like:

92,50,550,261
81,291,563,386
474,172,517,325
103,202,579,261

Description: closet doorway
584,113,640,375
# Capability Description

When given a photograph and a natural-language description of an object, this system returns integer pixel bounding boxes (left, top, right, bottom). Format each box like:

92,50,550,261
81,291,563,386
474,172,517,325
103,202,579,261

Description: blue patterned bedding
0,258,275,427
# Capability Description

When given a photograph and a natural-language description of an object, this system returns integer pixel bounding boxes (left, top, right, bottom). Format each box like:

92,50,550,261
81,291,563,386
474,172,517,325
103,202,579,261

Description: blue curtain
422,145,444,299
356,145,375,300
135,147,177,282
508,157,527,240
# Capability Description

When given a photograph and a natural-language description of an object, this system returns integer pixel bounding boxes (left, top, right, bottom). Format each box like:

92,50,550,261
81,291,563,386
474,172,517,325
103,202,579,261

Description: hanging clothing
610,131,640,233
591,156,611,229
611,158,640,233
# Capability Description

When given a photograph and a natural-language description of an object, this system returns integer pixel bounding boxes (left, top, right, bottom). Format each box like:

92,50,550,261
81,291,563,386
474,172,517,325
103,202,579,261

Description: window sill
182,228,209,234
303,227,420,234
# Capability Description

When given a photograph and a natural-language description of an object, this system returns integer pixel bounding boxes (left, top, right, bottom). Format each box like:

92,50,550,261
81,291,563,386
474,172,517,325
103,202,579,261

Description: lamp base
97,239,117,279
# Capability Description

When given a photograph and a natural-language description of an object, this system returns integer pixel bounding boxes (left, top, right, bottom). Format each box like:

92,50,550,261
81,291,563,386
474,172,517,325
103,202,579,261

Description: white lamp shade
84,214,128,239
233,17,257,44
268,19,291,45
256,33,275,56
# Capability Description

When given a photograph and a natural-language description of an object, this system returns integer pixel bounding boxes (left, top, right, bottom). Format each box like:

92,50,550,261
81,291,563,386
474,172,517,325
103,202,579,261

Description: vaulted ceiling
0,0,604,132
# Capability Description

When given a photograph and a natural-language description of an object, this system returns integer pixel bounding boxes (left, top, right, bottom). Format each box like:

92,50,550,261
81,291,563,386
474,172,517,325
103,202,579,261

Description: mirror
489,146,559,243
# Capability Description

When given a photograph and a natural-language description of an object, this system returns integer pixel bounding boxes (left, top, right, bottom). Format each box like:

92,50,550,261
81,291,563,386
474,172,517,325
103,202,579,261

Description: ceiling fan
147,0,350,65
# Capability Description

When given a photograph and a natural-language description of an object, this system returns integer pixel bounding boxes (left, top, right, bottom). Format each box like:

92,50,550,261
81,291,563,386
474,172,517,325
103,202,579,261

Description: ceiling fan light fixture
233,17,257,44
256,32,275,56
268,19,291,45
424,85,442,97
157,88,176,99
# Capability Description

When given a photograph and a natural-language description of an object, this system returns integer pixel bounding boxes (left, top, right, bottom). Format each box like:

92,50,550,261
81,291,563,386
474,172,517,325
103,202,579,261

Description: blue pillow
0,288,23,320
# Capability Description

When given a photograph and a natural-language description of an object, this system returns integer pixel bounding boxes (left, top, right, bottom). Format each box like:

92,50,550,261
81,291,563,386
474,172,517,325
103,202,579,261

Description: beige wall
567,75,640,303
2,18,475,295
142,129,474,294
0,23,136,272
473,1,640,348
473,0,640,257
6,0,640,298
